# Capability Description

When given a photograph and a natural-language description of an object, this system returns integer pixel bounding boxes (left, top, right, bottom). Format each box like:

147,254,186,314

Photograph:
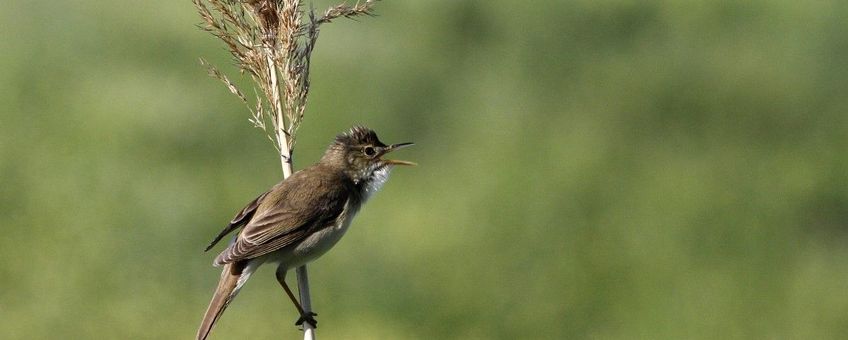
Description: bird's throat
360,166,392,201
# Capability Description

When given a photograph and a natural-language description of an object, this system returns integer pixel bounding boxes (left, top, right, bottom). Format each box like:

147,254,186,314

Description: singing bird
197,126,414,340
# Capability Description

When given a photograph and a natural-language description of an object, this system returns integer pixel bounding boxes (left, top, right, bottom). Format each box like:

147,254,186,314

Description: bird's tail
196,262,250,340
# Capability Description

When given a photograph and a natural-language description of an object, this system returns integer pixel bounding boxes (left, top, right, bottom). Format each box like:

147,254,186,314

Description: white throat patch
363,166,392,201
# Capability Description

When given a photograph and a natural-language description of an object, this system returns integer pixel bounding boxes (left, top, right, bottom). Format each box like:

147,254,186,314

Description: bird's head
321,126,415,184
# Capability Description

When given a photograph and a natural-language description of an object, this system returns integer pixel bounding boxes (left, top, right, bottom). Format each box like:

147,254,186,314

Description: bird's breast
269,201,360,270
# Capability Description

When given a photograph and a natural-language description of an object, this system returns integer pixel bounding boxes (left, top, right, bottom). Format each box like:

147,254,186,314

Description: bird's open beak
382,142,416,166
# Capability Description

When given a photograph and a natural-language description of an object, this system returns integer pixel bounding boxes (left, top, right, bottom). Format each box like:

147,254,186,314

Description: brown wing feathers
213,166,352,266
204,191,270,252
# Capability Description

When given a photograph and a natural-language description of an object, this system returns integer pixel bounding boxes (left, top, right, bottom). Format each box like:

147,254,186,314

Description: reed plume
193,0,377,169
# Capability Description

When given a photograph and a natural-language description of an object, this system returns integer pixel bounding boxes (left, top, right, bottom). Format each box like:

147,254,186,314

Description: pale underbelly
263,215,355,271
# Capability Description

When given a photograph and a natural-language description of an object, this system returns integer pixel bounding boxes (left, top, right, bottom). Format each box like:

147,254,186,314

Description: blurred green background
2,1,848,339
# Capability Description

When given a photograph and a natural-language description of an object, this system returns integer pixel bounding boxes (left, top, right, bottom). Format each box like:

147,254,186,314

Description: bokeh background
2,1,848,339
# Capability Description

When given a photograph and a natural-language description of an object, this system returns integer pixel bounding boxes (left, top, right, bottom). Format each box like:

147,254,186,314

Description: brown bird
197,126,414,340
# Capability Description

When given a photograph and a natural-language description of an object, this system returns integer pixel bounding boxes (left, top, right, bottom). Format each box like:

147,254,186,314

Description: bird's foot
296,311,318,329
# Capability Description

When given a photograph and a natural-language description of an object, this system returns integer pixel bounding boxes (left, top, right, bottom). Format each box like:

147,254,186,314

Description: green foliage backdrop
2,1,847,339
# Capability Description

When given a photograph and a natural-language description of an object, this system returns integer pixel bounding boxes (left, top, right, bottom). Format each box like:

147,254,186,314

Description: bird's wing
204,189,273,252
213,168,351,265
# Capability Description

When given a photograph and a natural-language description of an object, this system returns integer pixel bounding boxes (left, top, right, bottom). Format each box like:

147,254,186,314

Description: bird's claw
295,311,318,329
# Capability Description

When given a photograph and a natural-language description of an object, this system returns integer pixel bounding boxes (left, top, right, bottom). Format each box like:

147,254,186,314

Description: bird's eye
363,146,376,157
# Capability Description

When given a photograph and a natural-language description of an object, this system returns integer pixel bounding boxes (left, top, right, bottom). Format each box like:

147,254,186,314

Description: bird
196,126,414,340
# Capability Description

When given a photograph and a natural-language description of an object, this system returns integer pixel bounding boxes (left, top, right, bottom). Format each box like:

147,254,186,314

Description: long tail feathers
196,262,244,340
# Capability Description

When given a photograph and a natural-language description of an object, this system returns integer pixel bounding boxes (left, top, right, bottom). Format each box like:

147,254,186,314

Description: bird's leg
276,268,318,328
